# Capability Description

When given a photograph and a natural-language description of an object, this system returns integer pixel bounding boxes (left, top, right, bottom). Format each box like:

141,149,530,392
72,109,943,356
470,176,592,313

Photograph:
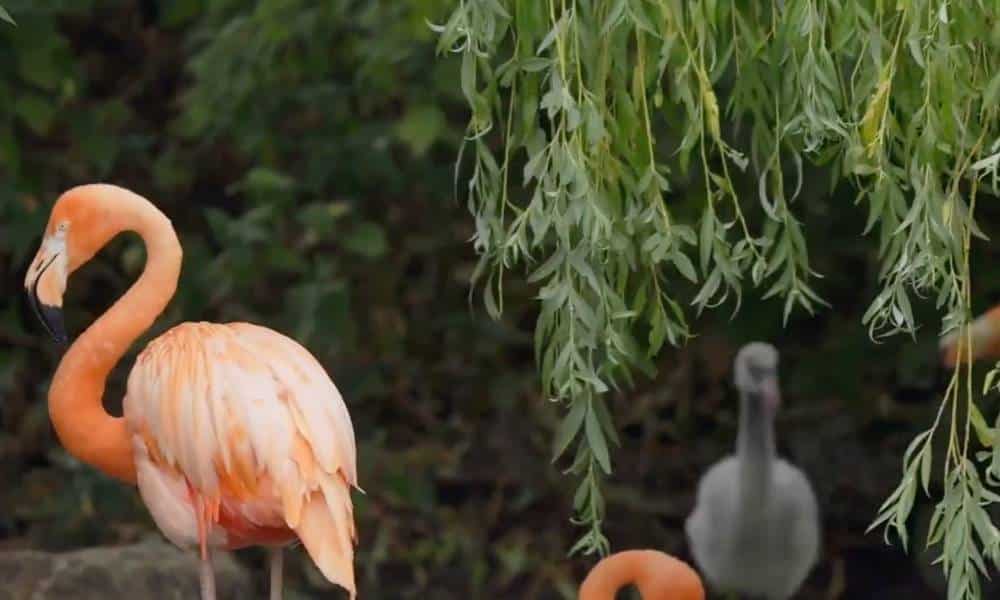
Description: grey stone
0,538,255,599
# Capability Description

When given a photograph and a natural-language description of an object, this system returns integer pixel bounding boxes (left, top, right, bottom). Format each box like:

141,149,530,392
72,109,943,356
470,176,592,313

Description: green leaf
672,251,698,283
14,94,55,135
698,207,714,274
585,402,612,474
592,395,619,446
601,0,627,34
969,403,993,448
483,278,501,320
983,367,1000,395
920,443,933,494
160,0,201,27
552,400,587,461
231,167,295,194
17,43,69,91
343,222,388,259
396,105,446,156
460,50,477,105
984,72,1000,110
572,477,590,510
0,5,14,25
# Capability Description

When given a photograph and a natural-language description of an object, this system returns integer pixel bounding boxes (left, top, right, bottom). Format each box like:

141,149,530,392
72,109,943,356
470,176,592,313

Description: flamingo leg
200,548,217,600
269,547,283,600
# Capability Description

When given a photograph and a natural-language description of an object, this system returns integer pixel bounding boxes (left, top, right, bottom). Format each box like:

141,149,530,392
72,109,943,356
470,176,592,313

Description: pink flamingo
24,184,359,600
579,550,705,600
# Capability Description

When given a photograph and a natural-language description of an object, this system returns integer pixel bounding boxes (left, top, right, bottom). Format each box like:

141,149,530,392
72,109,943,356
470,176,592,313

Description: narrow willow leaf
483,0,510,20
585,403,612,474
567,532,594,556
460,51,476,106
521,57,551,72
985,365,1000,396
672,251,698,283
860,65,893,156
528,248,565,283
553,399,588,461
538,12,565,55
592,395,620,446
702,86,720,141
601,0,627,34
968,403,993,448
572,477,590,510
484,283,502,320
698,208,714,274
921,443,933,495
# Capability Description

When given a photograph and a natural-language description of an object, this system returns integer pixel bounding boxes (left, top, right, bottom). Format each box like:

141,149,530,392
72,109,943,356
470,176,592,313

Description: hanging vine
435,1,1000,595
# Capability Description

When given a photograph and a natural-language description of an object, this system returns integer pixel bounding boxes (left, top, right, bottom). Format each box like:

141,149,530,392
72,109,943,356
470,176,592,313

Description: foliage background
0,1,997,598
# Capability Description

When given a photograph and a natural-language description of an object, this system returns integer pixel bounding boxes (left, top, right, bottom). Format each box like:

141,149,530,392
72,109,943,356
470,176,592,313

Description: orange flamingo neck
48,185,182,484
579,550,705,600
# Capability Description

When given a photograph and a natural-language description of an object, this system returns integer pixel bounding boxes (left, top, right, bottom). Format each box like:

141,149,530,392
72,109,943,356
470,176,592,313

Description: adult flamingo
939,305,1000,367
24,184,359,600
578,550,704,600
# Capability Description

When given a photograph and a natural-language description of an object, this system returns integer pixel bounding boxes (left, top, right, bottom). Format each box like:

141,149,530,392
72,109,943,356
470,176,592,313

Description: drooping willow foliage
434,0,999,596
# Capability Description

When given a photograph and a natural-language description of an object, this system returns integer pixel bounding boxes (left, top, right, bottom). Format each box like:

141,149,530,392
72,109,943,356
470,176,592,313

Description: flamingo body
127,322,357,591
685,456,818,598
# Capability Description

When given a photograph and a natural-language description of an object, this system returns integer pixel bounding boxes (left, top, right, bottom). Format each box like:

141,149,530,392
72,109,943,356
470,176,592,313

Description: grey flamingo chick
685,342,820,599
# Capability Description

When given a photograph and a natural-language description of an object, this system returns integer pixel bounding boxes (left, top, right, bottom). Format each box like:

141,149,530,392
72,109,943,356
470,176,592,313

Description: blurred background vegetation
1,1,999,598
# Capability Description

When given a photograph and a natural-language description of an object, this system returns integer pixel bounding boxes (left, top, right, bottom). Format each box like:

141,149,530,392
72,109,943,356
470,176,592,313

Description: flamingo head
734,342,781,414
24,185,121,345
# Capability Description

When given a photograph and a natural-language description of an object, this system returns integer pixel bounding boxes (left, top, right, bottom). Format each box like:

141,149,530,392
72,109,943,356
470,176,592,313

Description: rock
0,537,255,599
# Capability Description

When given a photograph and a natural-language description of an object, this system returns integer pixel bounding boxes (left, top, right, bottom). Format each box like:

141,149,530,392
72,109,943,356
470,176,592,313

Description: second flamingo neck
737,391,776,505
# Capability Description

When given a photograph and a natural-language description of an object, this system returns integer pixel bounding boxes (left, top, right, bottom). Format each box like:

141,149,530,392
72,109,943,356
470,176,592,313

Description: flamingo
939,305,1000,367
578,550,705,600
23,184,359,600
685,342,820,599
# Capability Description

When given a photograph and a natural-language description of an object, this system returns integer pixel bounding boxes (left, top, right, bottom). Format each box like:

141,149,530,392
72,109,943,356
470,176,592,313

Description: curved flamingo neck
48,185,181,484
580,550,647,600
579,550,704,600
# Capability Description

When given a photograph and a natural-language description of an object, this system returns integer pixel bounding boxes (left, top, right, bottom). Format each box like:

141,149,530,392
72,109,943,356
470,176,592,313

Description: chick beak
760,376,781,414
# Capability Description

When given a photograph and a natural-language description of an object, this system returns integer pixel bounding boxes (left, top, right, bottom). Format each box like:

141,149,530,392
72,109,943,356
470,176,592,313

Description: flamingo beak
759,376,781,414
24,250,69,347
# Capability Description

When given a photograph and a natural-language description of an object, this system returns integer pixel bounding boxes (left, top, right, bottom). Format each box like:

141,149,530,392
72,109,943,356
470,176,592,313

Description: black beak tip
38,304,69,347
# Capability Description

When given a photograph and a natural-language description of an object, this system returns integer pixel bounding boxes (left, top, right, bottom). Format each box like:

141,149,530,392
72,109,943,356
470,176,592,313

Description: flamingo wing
124,321,358,597
773,462,821,597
